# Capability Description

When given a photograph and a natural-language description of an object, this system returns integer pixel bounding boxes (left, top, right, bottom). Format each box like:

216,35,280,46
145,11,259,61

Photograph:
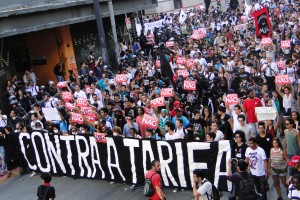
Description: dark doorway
174,0,182,9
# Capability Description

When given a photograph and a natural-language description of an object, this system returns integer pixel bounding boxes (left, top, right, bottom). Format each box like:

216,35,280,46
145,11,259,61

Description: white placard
42,108,62,121
255,107,277,121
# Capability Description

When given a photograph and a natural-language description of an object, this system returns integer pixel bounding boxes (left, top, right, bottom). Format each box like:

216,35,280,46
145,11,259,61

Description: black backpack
37,186,52,200
144,173,157,197
237,172,257,200
203,180,220,200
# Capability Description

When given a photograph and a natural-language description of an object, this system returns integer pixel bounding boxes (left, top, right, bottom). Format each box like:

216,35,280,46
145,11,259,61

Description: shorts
282,108,291,117
270,169,287,177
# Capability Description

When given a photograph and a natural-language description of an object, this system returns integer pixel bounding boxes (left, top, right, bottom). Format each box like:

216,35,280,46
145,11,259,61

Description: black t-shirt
190,118,206,133
221,114,233,139
234,142,248,160
255,133,273,158
37,185,56,200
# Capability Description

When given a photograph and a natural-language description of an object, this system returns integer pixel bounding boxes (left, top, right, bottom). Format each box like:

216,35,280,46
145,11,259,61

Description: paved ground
0,172,288,200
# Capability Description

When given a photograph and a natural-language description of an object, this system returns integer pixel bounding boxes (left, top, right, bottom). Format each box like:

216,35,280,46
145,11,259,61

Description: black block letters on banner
18,132,232,191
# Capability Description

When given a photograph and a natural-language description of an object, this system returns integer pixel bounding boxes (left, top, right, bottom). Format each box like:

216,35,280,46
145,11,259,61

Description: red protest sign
275,75,291,85
176,57,186,65
276,61,286,70
178,69,189,78
76,97,88,107
57,81,67,88
281,40,290,48
141,114,158,129
166,41,174,47
94,132,107,143
62,92,72,102
160,88,173,97
80,106,93,116
116,74,127,83
151,97,165,107
86,115,96,123
191,34,203,40
155,60,161,69
65,103,76,110
186,58,196,69
226,94,238,105
183,80,196,91
71,113,84,124
261,38,272,47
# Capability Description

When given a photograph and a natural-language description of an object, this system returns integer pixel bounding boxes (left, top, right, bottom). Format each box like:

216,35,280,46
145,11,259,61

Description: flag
179,9,187,24
253,7,272,38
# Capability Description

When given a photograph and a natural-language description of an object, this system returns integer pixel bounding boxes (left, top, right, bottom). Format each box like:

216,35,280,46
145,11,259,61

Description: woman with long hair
202,106,212,133
269,138,289,200
291,111,300,131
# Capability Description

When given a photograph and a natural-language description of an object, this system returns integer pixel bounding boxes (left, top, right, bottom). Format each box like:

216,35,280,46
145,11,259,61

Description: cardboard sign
151,97,165,107
183,80,196,91
255,107,277,121
65,103,76,110
76,97,88,107
61,92,72,102
176,57,186,65
57,81,67,88
94,132,107,143
166,41,174,47
71,113,84,124
186,58,196,68
260,38,272,47
160,88,173,97
85,85,91,94
116,74,127,83
276,61,286,70
275,75,291,85
281,40,290,48
141,114,158,129
155,60,161,69
226,94,238,105
80,106,93,116
42,108,62,121
178,69,189,78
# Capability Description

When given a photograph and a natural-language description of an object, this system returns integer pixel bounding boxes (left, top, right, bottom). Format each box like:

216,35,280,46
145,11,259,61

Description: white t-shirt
197,178,212,200
165,132,181,140
214,130,224,141
288,184,300,200
74,90,87,99
175,127,185,139
0,115,7,128
245,146,266,176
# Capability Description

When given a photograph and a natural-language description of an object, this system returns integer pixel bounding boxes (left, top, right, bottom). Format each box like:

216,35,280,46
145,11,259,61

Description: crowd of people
1,0,300,199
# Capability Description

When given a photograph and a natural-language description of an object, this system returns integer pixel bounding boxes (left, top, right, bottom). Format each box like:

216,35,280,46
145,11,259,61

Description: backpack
236,172,257,200
144,173,157,197
203,179,220,200
37,186,52,200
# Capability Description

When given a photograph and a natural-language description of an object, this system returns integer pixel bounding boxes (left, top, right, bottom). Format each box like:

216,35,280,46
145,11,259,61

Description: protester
192,169,213,200
37,173,56,200
145,160,165,200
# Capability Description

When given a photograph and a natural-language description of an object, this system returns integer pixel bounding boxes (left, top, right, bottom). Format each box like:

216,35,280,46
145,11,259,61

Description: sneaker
173,188,178,193
130,184,138,190
110,181,115,184
30,171,36,177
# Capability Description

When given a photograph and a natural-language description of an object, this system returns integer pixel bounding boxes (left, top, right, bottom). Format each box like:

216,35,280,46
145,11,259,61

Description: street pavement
0,171,288,200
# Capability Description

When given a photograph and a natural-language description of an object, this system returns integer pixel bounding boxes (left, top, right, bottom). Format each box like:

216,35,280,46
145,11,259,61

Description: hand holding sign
183,80,196,91
161,88,173,97
261,38,272,47
281,40,291,49
276,61,286,70
141,114,158,129
116,74,127,83
62,92,72,102
226,94,238,105
57,81,67,88
166,41,174,47
275,75,291,85
151,97,165,107
76,97,88,107
176,57,186,65
178,69,189,78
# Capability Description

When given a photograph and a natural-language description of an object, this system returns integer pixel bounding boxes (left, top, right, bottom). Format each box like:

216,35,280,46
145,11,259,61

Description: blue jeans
56,75,64,82
0,146,6,173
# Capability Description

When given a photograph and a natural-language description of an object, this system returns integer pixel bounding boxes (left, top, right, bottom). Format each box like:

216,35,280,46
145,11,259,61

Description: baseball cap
174,101,181,108
289,155,300,166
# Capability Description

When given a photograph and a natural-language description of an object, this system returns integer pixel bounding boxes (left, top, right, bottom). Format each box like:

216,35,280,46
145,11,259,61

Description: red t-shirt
243,97,262,123
145,170,161,200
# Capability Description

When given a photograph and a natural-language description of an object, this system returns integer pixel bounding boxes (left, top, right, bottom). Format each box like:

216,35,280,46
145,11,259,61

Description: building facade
0,0,157,89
